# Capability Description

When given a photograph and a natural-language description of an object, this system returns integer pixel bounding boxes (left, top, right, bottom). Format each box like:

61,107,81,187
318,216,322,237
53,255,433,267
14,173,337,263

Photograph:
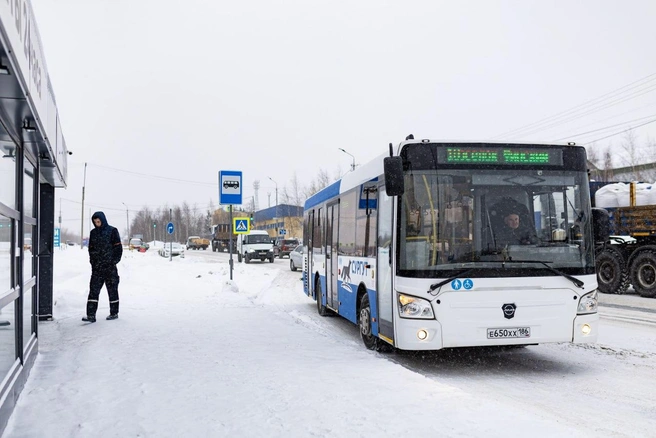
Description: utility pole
80,162,87,248
122,202,130,244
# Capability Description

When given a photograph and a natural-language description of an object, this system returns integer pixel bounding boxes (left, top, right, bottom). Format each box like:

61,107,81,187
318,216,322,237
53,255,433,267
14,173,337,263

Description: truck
210,224,236,252
186,236,210,250
236,230,274,263
592,181,656,298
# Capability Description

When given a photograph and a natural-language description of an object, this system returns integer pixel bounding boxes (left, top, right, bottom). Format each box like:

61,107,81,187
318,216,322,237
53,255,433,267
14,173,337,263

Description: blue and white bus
302,138,605,351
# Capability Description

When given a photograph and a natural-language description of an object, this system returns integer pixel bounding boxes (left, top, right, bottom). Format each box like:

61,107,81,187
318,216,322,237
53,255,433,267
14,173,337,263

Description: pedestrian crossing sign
234,217,250,234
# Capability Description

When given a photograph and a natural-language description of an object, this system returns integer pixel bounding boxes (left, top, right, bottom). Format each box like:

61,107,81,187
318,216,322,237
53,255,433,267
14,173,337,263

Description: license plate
487,327,531,339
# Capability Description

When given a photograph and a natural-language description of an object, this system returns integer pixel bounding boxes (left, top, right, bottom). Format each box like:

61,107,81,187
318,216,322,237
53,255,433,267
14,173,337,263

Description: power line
89,163,216,187
508,84,656,139
492,72,656,139
553,114,656,141
582,117,656,145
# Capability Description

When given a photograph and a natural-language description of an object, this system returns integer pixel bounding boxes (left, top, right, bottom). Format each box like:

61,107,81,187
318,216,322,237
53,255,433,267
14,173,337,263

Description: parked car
273,238,300,258
289,244,303,271
129,238,150,251
159,242,185,258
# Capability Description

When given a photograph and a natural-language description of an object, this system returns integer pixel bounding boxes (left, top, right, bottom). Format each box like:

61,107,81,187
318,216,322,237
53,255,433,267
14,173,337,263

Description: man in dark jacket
496,211,539,247
82,211,123,322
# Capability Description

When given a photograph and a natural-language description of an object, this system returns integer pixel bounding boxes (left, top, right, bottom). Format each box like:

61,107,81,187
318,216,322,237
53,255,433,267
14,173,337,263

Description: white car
289,245,303,271
159,242,185,258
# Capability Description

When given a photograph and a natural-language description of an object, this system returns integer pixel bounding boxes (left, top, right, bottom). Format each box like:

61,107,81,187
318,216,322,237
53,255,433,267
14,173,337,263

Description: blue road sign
167,222,174,234
279,228,286,235
54,228,60,248
219,170,243,205
234,218,250,234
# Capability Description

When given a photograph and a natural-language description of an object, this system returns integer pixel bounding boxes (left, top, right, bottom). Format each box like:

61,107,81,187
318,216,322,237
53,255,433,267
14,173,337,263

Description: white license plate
487,327,531,339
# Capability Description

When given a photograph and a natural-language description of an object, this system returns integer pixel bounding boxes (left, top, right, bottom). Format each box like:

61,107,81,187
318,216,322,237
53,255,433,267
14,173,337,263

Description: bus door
306,210,314,298
326,202,339,311
376,187,394,343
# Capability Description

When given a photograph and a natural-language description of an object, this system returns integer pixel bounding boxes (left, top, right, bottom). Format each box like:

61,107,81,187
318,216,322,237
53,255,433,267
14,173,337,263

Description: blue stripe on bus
304,180,341,210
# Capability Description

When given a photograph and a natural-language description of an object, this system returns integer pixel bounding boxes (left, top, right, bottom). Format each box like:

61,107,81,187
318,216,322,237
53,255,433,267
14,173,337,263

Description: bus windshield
397,166,594,278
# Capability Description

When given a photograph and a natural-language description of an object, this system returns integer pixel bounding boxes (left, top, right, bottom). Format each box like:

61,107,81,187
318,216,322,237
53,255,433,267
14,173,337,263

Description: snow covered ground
4,246,656,437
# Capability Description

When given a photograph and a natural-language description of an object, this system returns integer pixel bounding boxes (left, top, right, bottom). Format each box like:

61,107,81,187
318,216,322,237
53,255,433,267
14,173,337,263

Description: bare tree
281,172,305,206
620,129,641,179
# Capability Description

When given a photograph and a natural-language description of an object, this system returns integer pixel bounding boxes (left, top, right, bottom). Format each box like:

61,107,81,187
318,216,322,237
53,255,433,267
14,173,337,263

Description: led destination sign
439,146,563,166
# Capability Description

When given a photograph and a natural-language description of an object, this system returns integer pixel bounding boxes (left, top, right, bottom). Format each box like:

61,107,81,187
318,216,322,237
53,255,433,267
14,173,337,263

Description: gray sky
30,0,656,236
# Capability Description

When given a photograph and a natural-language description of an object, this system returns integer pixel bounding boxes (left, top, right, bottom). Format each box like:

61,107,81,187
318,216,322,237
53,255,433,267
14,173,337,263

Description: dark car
273,238,299,258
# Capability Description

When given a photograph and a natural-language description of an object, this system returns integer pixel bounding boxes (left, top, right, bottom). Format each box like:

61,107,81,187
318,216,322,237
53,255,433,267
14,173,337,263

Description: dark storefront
0,2,69,433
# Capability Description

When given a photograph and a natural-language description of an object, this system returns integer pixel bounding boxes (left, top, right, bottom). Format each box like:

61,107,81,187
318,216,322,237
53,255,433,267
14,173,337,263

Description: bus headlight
577,290,598,314
398,293,434,319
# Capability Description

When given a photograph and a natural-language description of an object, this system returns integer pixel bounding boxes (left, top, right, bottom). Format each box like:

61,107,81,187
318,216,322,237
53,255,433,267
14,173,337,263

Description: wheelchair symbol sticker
451,279,462,290
463,279,474,290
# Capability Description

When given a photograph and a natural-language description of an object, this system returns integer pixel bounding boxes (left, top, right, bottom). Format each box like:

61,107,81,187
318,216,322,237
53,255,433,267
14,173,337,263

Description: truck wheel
238,253,242,263
269,256,274,263
245,254,250,264
596,248,628,294
630,251,656,298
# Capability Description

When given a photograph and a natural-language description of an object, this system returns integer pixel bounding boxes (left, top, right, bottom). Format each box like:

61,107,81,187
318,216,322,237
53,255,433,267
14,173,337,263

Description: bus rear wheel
359,293,380,350
316,280,328,316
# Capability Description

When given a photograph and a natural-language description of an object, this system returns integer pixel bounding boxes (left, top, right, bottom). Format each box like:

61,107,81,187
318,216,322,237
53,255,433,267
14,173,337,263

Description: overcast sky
29,0,656,237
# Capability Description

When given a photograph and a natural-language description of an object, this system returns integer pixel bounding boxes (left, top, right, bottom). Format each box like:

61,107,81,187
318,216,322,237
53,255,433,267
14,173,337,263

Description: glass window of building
0,301,16,378
0,144,16,209
23,285,34,350
23,224,34,282
0,216,11,294
24,158,35,219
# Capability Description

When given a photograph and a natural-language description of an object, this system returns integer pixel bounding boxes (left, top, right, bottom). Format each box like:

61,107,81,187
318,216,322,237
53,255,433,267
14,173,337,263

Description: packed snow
4,244,656,437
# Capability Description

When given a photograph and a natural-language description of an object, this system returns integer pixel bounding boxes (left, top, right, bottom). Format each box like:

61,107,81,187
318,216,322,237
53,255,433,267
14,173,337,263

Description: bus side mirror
384,156,404,196
591,207,610,243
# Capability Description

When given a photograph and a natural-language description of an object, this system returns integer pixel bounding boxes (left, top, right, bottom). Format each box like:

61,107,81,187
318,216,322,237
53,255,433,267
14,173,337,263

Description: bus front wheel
359,293,380,350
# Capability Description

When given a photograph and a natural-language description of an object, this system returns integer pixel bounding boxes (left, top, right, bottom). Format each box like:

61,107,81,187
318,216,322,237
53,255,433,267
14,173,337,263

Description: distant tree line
127,168,339,243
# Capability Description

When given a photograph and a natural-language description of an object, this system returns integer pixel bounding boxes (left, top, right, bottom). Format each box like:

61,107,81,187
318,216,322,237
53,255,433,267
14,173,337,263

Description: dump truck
186,236,210,250
210,224,237,252
592,181,656,298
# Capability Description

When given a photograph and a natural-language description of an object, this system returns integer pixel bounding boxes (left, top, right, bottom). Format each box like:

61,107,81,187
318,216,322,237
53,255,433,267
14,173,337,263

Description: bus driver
496,210,538,246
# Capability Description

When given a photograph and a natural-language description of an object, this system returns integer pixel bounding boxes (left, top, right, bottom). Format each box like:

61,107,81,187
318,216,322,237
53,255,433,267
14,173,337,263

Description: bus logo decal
502,303,517,319
340,260,352,283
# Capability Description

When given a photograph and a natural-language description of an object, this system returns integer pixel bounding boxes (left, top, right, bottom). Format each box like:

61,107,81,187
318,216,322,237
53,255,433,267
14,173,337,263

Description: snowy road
5,247,656,437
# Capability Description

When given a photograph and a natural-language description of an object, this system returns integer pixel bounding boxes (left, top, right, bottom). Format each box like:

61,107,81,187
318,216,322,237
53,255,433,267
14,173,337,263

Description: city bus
302,138,606,351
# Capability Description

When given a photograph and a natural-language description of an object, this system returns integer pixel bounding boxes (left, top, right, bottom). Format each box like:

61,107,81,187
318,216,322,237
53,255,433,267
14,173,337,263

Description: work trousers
86,265,120,316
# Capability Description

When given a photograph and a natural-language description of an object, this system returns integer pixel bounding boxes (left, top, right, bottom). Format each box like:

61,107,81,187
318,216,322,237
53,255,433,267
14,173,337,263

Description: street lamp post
268,176,278,234
80,162,87,249
338,148,356,171
122,202,130,244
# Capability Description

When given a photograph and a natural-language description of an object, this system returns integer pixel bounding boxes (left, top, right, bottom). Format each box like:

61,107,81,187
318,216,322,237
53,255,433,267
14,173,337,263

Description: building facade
0,2,69,433
253,204,303,240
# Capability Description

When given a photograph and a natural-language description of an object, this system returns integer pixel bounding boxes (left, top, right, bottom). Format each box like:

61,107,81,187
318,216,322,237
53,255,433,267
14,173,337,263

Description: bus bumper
572,313,599,344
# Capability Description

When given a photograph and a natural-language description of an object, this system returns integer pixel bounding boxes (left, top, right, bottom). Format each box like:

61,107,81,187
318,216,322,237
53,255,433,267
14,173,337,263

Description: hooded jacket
89,211,123,269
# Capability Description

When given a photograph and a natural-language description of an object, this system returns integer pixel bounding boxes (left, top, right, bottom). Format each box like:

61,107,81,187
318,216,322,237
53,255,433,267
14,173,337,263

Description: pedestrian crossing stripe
234,218,250,234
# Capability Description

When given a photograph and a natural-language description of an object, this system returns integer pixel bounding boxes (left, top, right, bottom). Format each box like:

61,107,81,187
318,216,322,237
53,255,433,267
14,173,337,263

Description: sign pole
229,205,233,280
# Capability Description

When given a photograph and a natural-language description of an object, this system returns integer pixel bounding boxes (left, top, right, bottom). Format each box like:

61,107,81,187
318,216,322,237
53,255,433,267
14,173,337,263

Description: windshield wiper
428,268,476,293
502,260,584,289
